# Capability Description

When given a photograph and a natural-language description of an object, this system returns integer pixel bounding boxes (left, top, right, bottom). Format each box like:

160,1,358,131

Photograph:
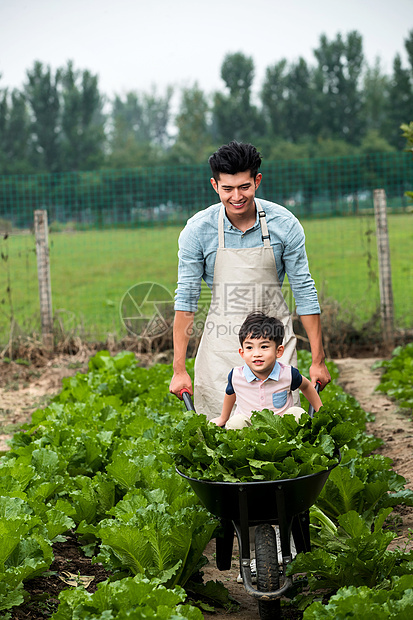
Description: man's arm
278,216,330,389
169,310,194,398
299,314,331,389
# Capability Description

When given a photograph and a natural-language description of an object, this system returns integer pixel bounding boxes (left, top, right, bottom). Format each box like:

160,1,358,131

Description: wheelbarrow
177,386,341,619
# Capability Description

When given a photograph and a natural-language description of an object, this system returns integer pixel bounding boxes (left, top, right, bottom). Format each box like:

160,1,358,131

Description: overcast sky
1,0,412,99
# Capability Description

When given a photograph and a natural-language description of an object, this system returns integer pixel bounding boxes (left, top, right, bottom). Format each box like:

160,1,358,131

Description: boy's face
239,336,284,379
210,171,262,224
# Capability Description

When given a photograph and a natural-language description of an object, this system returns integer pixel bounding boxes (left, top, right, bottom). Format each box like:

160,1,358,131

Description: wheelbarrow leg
275,486,292,564
235,486,253,584
291,510,311,553
215,519,234,571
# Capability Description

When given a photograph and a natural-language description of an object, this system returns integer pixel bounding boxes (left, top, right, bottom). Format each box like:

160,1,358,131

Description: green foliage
289,345,413,608
0,89,33,174
303,575,413,619
23,60,105,173
213,52,264,143
0,351,217,617
171,406,351,482
401,121,413,203
387,55,413,150
289,508,413,591
0,495,55,611
50,575,203,620
2,348,413,617
97,504,216,588
3,28,413,177
171,363,369,483
315,449,413,521
374,343,413,411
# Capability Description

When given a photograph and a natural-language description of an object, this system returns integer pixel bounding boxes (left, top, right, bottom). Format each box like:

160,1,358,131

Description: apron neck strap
256,199,271,248
218,204,225,247
218,200,271,248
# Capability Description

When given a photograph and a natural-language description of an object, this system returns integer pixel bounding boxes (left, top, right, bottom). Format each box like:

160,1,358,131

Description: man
169,141,330,418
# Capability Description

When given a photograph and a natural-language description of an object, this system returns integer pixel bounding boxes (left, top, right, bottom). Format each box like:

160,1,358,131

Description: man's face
210,171,262,223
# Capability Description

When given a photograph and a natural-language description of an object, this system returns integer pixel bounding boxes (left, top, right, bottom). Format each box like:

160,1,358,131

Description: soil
1,354,412,619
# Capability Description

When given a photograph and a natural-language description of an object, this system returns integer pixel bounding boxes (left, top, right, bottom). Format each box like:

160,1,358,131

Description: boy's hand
210,416,226,426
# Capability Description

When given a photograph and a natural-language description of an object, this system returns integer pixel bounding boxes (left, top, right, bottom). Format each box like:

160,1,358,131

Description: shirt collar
223,204,260,231
243,360,281,382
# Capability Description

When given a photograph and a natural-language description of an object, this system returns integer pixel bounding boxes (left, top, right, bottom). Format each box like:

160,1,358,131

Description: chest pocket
272,390,288,408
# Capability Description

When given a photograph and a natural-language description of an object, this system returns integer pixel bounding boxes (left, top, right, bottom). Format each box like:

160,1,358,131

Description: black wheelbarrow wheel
255,524,281,620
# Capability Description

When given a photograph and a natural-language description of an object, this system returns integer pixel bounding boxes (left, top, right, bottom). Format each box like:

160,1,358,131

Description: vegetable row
0,346,412,618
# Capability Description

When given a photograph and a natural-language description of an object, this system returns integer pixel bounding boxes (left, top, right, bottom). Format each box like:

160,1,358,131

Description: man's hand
299,314,331,391
309,361,331,390
169,370,193,399
169,311,194,399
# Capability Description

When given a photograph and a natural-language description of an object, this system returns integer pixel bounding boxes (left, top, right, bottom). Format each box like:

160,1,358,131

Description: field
1,212,412,344
1,348,413,619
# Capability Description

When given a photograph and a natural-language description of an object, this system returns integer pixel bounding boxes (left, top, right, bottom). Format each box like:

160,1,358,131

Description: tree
312,31,364,144
284,58,314,142
25,60,105,172
261,57,316,142
359,130,395,153
361,58,390,135
212,52,265,143
24,61,61,172
140,86,174,148
108,86,173,166
261,59,289,140
401,121,413,203
60,61,106,171
386,53,413,150
170,84,213,164
404,29,413,73
0,87,33,174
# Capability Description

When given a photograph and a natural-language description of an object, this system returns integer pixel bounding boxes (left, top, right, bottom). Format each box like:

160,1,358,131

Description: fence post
34,210,54,350
373,189,394,350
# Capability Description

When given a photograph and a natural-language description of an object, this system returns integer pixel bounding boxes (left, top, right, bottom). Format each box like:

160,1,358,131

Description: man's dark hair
209,141,262,181
239,311,284,347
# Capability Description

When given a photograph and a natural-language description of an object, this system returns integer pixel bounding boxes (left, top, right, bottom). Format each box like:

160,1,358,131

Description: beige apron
194,200,298,419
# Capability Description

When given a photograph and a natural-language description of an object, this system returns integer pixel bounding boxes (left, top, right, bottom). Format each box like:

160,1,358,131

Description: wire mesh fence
0,152,412,350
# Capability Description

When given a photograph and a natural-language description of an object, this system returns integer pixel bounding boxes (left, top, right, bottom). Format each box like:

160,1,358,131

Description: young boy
211,311,323,429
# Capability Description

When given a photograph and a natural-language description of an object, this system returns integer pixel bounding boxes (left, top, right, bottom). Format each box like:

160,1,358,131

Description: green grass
1,213,412,343
304,214,412,328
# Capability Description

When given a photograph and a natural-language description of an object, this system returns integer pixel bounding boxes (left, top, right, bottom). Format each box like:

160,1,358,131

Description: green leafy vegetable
171,407,353,482
375,343,413,413
50,574,204,620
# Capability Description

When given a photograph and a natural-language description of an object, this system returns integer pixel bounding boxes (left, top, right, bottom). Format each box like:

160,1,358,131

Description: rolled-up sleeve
283,219,320,316
174,224,205,312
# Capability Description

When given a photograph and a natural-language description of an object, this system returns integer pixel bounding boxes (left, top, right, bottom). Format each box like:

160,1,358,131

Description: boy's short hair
239,311,284,347
209,141,262,182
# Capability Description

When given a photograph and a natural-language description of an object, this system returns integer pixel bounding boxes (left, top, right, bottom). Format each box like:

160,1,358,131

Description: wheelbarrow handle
180,388,196,412
308,381,321,418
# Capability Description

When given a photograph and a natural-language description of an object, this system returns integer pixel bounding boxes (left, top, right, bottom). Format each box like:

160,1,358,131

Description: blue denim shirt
174,199,320,316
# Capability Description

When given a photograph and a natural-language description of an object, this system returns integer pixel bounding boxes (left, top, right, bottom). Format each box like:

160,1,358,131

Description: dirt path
0,354,89,451
334,358,413,490
0,355,412,619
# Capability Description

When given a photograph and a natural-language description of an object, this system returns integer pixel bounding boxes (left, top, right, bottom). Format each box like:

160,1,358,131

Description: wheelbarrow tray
177,462,340,605
176,460,339,523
